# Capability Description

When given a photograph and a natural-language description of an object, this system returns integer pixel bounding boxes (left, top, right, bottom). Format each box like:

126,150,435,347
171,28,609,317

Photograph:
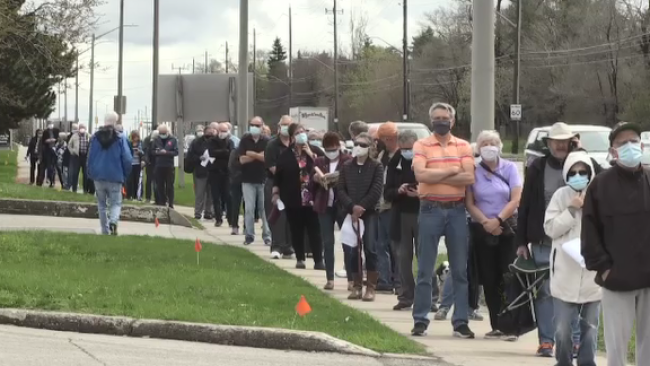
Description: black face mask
431,120,451,135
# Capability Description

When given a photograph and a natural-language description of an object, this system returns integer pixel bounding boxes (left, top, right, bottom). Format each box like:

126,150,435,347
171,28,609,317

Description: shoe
362,271,378,302
295,261,306,269
484,330,504,340
204,215,213,220
572,345,579,359
335,270,347,278
502,334,518,342
348,274,363,300
243,238,253,246
314,262,326,270
324,281,334,290
215,220,223,227
282,253,294,259
453,324,475,339
411,322,427,336
434,307,450,321
169,205,174,209
270,251,281,260
536,343,554,357
431,303,439,313
469,310,484,321
393,302,412,311
109,223,118,236
231,227,239,235
376,287,394,295
347,281,354,291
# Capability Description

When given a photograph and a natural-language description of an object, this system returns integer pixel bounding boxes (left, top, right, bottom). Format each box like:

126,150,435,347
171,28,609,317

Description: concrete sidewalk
0,214,610,366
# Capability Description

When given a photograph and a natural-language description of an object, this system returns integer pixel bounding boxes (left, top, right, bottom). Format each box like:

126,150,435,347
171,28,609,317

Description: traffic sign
510,104,522,121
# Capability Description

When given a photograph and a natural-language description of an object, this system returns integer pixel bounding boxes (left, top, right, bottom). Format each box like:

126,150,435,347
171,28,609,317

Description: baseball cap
609,122,642,146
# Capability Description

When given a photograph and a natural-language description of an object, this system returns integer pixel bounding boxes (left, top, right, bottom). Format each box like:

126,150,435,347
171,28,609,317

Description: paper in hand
341,215,364,248
200,149,215,167
562,238,586,268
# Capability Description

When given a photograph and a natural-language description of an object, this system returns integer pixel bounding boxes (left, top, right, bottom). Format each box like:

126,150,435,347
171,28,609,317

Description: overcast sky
53,0,453,131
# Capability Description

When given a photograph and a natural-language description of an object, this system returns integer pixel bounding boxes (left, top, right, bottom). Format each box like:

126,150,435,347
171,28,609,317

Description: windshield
397,125,431,140
577,131,610,152
641,131,650,141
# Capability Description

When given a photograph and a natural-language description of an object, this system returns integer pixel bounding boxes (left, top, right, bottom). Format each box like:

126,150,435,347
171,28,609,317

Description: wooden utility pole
289,6,293,108
326,1,343,129
402,0,409,121
225,42,229,73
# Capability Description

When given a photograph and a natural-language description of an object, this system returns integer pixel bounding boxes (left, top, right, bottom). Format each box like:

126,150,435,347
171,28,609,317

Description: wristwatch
496,216,504,225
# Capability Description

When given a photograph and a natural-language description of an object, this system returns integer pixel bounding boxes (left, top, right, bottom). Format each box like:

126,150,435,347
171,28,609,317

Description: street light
87,24,137,133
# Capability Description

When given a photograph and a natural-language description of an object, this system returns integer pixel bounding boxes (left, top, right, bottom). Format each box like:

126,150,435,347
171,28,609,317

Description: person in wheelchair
544,150,601,366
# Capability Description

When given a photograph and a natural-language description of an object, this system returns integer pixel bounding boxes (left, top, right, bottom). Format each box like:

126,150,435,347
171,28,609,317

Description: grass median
0,231,426,354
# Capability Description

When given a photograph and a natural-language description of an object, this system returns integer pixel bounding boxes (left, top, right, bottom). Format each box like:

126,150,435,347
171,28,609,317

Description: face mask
196,131,204,138
79,128,86,134
616,142,643,168
567,174,589,191
352,146,369,157
401,149,414,160
325,150,340,160
280,126,289,137
249,126,261,136
309,140,322,148
47,124,53,129
218,132,229,139
431,120,451,136
295,132,308,145
480,146,500,162
159,134,168,139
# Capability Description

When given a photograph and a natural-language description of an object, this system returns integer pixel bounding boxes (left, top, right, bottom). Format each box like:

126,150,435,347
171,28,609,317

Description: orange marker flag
155,217,159,228
296,295,312,317
195,238,202,252
122,186,126,196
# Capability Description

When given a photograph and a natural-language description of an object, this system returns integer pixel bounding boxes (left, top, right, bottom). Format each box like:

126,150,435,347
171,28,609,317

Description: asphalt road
0,325,445,366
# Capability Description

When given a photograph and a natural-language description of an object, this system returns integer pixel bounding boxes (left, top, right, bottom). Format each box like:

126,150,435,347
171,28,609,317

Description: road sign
510,104,522,121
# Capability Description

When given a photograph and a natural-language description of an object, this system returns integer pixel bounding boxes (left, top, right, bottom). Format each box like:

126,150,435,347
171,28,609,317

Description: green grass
0,231,426,354
501,139,526,156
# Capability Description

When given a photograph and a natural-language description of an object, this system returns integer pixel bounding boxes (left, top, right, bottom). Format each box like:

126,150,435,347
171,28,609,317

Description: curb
0,309,380,357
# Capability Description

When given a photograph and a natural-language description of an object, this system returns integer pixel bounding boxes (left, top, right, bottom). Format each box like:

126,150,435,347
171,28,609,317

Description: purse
479,161,518,236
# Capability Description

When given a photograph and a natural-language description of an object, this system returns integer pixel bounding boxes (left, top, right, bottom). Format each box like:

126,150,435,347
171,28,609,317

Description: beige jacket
68,132,89,156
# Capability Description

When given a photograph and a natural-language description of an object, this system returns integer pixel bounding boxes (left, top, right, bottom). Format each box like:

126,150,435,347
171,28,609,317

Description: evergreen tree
267,37,287,67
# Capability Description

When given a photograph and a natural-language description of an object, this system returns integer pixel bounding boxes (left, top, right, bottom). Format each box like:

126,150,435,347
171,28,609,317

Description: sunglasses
354,142,369,148
567,170,588,177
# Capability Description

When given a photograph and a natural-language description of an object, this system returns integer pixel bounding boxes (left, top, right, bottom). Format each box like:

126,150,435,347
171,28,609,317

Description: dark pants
471,223,516,330
126,164,142,200
70,153,88,193
395,212,419,305
145,165,156,201
230,181,242,228
350,212,379,273
265,179,293,255
209,172,229,224
286,206,323,263
29,157,38,184
155,166,175,206
320,206,348,281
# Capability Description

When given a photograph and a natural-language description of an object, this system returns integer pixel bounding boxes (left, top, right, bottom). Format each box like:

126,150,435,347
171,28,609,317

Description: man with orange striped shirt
411,102,476,339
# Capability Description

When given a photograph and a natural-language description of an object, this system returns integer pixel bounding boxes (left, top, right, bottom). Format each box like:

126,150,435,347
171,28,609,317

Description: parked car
366,122,432,140
524,125,612,175
641,131,650,165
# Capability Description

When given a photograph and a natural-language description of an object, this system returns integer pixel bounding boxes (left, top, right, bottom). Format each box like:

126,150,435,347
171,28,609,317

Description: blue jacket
87,126,133,183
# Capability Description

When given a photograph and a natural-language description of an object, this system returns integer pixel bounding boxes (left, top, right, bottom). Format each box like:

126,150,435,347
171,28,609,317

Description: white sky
52,0,453,130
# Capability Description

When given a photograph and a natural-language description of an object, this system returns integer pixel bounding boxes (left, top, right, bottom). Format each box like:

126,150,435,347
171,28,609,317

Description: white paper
562,238,586,268
276,199,285,211
200,149,215,167
341,215,364,248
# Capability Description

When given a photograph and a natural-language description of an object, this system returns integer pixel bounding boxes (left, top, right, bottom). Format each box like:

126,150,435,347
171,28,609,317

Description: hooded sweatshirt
544,151,600,304
87,126,133,184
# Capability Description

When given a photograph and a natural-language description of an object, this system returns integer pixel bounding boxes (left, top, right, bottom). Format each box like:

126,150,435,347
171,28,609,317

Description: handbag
479,161,517,236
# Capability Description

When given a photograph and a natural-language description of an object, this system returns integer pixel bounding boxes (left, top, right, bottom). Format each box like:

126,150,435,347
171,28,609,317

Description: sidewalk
0,213,609,366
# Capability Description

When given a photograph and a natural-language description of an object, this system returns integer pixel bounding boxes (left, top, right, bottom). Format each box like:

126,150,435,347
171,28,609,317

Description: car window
397,125,430,140
577,131,610,152
536,131,548,141
641,132,650,141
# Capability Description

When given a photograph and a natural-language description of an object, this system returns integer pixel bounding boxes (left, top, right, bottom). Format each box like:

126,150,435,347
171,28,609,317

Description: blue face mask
567,174,589,191
159,134,168,139
616,142,643,168
401,149,414,160
295,132,308,145
280,126,289,136
249,126,261,136
309,140,322,148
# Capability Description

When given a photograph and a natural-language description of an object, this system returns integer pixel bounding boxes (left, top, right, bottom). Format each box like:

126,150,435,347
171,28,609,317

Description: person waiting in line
187,124,214,220
308,130,325,156
87,112,132,235
37,122,59,187
126,131,145,200
312,131,352,290
228,140,244,235
208,122,235,227
65,123,78,189
465,130,522,339
336,132,384,301
272,123,325,270
68,123,91,194
143,130,159,204
54,132,69,189
26,129,42,185
239,116,271,245
223,121,240,148
265,115,295,259
153,125,178,208
544,149,601,366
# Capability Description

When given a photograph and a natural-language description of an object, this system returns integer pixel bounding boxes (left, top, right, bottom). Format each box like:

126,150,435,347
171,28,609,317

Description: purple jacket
311,153,352,214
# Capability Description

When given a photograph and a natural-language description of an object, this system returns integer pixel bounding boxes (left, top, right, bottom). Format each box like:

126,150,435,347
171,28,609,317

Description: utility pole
225,42,229,73
171,64,187,74
117,0,125,124
152,0,160,130
58,83,61,121
205,50,208,73
289,6,293,108
511,0,522,154
402,0,408,121
237,0,249,136
192,58,195,74
75,55,79,123
253,28,257,116
63,82,68,125
470,0,495,141
326,1,343,130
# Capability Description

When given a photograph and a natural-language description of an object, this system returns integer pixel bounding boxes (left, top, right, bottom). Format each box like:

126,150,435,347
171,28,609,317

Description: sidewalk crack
69,338,108,366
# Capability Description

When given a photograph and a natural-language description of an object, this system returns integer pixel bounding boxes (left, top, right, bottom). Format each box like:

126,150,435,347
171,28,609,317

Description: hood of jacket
562,150,595,185
95,126,118,150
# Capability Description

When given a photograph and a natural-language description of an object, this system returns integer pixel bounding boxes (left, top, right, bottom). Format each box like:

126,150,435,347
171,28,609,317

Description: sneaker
282,253,294,259
411,322,427,336
572,345,579,359
393,302,412,311
431,303,439,313
194,215,202,220
335,269,347,278
502,334,518,342
264,240,272,246
296,261,306,269
215,220,223,227
270,251,281,260
109,223,118,236
231,227,239,235
243,238,254,246
314,262,326,270
536,343,554,357
323,281,334,290
453,324,475,339
204,215,213,220
434,307,450,321
484,330,504,340
469,309,484,321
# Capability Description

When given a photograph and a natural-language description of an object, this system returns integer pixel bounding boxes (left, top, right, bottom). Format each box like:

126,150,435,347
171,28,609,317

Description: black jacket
153,136,178,168
582,165,650,292
207,136,234,175
384,152,419,242
228,149,242,185
186,136,212,178
26,136,38,159
517,155,604,247
336,157,384,215
274,146,315,210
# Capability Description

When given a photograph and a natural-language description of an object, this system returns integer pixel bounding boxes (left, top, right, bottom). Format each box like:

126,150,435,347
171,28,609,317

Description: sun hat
544,122,577,141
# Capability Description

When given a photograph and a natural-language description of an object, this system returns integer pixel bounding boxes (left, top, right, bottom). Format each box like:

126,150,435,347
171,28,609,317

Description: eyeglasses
354,142,369,148
567,170,588,177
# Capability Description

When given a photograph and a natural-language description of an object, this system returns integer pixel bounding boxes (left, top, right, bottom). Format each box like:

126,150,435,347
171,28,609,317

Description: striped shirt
413,134,474,201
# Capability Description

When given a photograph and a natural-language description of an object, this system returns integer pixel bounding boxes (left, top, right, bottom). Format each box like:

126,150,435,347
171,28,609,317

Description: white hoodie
544,151,601,304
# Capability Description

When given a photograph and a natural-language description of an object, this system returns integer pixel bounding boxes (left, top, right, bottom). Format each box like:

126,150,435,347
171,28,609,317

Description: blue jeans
531,244,555,345
554,299,600,366
377,209,396,289
440,274,454,308
413,201,469,328
242,183,271,243
320,207,351,281
94,180,123,235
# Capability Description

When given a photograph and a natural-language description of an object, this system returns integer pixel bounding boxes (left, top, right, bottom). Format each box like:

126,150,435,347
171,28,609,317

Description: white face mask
352,146,369,157
47,124,54,129
218,132,229,139
479,145,500,162
325,150,340,160
79,128,86,134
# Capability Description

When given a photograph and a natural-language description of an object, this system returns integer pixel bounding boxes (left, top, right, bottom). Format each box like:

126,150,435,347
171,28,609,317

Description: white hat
545,122,576,141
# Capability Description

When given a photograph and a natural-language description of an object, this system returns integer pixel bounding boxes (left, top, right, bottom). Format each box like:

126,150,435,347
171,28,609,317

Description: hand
352,205,365,219
398,183,410,194
601,270,610,281
490,227,503,236
271,193,279,206
449,166,462,175
406,188,419,197
483,218,501,233
140,161,146,168
516,245,530,260
246,151,256,158
159,149,167,154
570,191,586,209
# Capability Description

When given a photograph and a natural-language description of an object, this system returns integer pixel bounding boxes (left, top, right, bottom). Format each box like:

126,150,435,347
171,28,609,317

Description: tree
268,37,287,67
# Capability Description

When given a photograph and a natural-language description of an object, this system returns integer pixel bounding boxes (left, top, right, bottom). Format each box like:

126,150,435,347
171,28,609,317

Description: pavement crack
68,338,108,366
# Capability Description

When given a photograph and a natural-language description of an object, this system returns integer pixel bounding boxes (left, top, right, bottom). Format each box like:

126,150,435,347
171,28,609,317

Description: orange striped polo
413,134,475,201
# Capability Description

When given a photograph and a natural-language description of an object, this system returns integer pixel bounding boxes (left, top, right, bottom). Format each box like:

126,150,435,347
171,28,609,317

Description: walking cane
352,218,363,282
